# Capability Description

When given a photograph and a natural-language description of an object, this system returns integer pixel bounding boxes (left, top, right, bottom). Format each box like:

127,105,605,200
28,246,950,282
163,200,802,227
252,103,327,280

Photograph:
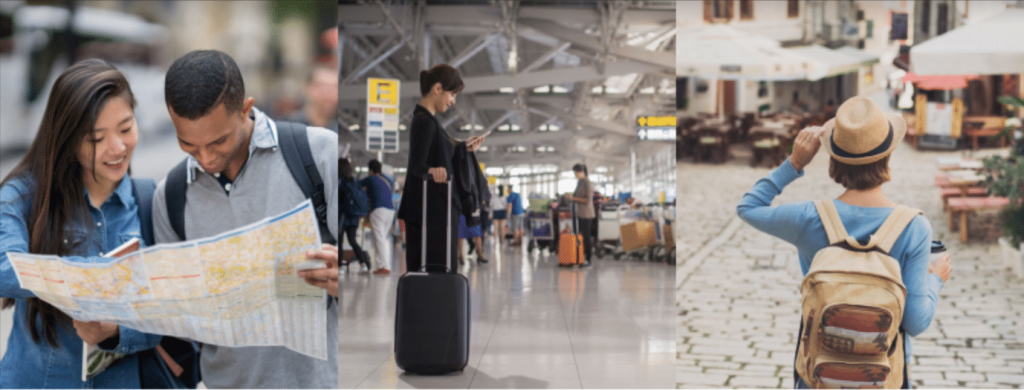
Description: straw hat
819,96,906,165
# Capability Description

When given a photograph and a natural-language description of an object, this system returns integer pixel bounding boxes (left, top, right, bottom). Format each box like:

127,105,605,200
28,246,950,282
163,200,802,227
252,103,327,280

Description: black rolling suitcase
394,180,470,375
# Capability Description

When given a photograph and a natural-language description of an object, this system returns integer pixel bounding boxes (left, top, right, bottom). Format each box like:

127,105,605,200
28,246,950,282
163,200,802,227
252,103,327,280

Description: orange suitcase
558,203,584,266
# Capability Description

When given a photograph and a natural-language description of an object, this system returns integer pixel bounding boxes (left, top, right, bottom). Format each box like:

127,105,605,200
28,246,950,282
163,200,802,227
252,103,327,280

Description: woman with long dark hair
0,59,162,387
396,64,486,273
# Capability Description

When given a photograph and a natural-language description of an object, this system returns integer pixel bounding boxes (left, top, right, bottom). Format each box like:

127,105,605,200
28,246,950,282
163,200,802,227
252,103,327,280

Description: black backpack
164,122,336,245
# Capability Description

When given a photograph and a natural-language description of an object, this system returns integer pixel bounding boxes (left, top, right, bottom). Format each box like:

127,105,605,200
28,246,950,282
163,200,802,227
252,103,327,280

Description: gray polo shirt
151,108,338,389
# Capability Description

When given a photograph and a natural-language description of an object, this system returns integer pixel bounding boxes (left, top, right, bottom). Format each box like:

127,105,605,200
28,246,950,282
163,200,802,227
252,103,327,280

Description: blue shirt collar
185,107,279,184
83,176,135,209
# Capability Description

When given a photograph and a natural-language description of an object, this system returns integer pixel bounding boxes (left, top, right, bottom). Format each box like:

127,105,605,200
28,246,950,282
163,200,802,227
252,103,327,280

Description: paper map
7,200,329,360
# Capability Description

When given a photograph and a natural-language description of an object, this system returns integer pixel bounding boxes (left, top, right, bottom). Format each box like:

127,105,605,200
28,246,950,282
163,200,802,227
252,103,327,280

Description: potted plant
995,96,1024,155
982,150,1024,278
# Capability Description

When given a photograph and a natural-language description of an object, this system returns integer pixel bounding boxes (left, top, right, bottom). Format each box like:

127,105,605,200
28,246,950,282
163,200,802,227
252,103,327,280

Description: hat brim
819,113,907,165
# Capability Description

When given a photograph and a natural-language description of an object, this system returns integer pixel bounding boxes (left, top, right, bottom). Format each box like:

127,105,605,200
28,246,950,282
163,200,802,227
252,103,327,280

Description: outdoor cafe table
946,170,987,197
937,157,984,172
749,123,792,138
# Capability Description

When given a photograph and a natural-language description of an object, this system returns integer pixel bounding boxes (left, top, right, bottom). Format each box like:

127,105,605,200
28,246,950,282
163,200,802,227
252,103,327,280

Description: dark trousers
405,203,459,274
344,225,369,267
578,218,594,262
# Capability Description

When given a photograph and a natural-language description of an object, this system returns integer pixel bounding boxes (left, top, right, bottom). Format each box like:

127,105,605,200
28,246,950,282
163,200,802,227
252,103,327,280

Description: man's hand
300,244,338,297
465,135,486,152
789,126,826,172
73,320,119,346
428,167,447,183
928,253,952,283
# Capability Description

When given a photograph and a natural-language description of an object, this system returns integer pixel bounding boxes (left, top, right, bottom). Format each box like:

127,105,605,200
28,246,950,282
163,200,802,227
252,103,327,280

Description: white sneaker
360,264,370,273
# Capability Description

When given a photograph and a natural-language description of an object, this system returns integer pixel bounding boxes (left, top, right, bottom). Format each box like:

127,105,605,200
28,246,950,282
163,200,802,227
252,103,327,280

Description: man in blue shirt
359,160,396,275
505,185,526,245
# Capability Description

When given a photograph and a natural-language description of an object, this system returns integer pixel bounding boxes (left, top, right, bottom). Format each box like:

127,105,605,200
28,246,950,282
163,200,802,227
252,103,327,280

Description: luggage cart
527,209,555,253
617,207,655,261
646,203,669,263
596,203,623,259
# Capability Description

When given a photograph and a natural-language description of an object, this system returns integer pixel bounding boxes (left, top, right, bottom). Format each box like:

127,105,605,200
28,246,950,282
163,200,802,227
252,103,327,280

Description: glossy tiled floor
338,237,675,389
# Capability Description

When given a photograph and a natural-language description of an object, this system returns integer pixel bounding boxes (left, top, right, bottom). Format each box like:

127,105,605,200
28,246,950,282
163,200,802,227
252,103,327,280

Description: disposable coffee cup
930,240,946,263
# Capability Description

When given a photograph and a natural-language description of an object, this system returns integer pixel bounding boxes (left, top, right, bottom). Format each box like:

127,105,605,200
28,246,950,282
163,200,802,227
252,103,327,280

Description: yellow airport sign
368,78,399,107
637,116,676,127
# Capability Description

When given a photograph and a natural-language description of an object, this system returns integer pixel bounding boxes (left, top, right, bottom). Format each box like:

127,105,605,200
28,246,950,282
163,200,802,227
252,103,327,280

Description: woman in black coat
397,64,486,274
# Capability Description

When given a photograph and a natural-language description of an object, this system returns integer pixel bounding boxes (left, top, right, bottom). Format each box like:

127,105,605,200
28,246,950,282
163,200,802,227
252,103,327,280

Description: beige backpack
796,200,921,389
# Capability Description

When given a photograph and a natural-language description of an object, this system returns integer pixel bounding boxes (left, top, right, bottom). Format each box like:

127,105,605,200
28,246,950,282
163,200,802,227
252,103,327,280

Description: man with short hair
151,50,338,389
290,65,338,132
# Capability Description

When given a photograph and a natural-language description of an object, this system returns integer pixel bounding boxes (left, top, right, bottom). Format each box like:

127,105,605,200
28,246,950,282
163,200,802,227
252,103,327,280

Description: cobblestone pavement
676,142,1024,389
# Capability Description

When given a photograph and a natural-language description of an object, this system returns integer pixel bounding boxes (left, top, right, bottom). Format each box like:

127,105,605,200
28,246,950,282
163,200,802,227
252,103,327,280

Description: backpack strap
276,121,336,245
814,200,850,245
816,200,922,253
866,205,922,254
165,159,189,241
132,178,157,247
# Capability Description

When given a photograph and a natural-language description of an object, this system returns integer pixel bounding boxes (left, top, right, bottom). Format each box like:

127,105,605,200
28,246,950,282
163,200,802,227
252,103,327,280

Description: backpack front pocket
814,361,890,389
819,304,893,355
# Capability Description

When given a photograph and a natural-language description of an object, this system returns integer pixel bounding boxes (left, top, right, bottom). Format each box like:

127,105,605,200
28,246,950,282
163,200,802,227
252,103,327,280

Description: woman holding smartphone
397,64,486,274
0,59,162,387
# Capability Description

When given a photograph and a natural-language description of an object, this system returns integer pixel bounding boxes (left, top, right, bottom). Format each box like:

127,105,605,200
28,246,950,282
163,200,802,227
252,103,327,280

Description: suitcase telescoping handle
572,201,578,235
421,178,453,273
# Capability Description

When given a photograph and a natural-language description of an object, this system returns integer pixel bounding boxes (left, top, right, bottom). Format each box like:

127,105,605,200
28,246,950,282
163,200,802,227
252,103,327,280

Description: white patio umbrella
676,25,820,119
676,25,819,81
911,8,1024,76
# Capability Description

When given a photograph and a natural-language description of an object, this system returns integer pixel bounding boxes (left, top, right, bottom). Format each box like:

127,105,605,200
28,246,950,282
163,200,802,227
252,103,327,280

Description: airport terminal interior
338,2,678,388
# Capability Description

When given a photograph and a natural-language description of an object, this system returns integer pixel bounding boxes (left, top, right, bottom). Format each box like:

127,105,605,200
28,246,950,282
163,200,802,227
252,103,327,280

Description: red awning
901,73,979,90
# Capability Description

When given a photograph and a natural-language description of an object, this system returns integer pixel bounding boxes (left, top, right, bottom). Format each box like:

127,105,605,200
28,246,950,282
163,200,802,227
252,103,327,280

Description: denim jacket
0,173,162,388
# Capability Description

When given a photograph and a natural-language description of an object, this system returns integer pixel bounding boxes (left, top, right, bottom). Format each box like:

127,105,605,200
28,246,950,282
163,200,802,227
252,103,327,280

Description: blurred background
0,0,337,180
0,0,336,362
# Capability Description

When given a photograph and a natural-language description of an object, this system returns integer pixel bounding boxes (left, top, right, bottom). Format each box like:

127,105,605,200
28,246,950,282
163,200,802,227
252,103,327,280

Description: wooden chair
939,187,989,210
963,116,1009,151
739,113,757,142
693,127,728,164
748,132,784,168
947,197,1011,243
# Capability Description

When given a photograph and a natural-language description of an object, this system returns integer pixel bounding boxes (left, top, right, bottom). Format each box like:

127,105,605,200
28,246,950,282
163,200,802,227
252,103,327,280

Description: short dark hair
419,64,464,97
368,159,382,174
165,50,245,120
828,156,891,190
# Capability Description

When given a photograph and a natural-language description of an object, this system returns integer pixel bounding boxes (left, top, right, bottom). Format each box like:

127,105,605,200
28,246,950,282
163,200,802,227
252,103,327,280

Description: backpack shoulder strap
813,200,849,245
132,178,157,246
866,205,923,254
276,121,336,245
165,159,189,241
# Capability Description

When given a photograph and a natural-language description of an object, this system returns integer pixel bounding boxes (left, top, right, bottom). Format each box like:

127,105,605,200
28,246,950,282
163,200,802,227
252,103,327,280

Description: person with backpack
0,59,173,388
359,159,396,275
340,158,371,273
737,96,952,389
151,50,338,389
